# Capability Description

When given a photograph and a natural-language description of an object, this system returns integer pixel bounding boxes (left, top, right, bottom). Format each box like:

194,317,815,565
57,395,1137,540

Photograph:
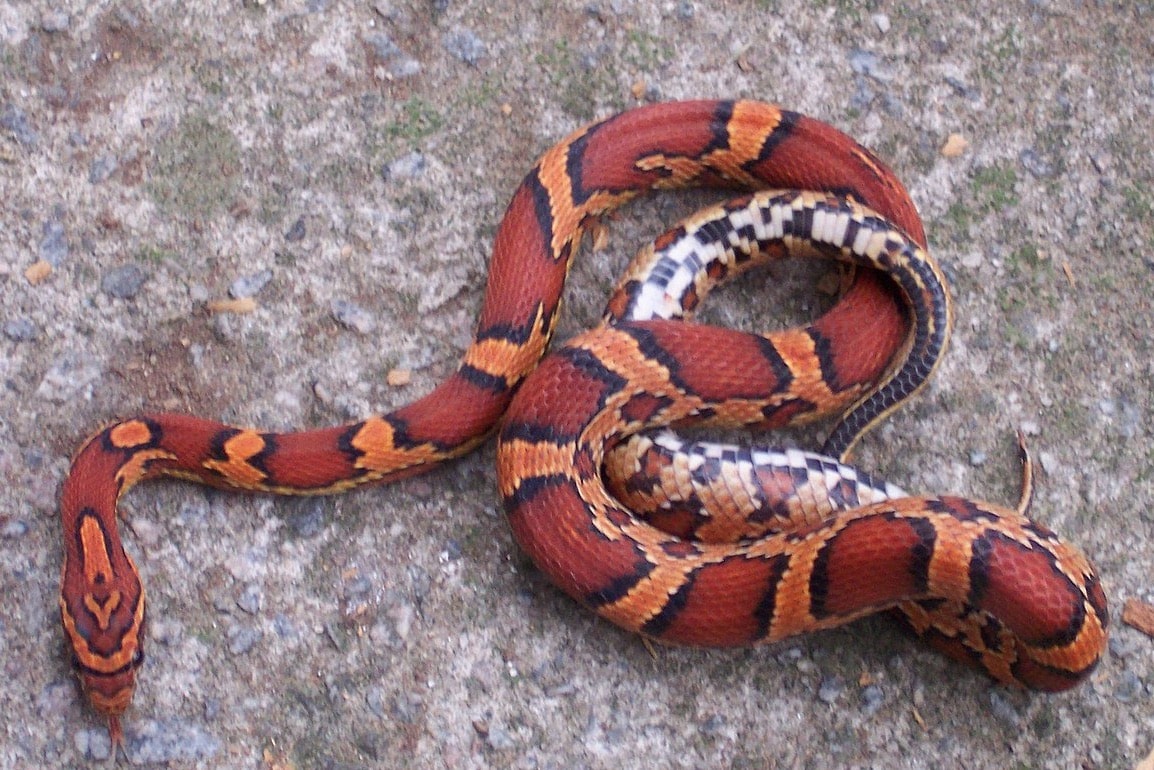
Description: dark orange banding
497,189,1104,692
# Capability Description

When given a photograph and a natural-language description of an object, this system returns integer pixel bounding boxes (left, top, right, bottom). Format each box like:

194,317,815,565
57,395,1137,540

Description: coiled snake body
58,101,1107,748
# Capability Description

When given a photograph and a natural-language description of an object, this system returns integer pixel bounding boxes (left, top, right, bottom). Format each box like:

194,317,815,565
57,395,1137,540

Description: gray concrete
1,1,1151,767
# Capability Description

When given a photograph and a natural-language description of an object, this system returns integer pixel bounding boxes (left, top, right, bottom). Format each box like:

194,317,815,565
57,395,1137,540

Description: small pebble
486,724,516,750
944,76,977,100
178,497,210,527
1110,398,1140,439
35,353,102,402
848,48,893,83
345,575,373,603
860,684,885,715
75,727,113,761
580,50,602,70
118,719,222,763
407,565,431,601
25,447,48,470
968,449,987,467
441,538,462,561
355,731,390,760
149,618,185,646
331,299,376,334
781,646,804,661
1019,147,1055,179
388,602,414,641
88,155,118,184
272,614,298,640
818,675,845,704
1114,670,1144,703
2,519,29,539
101,263,148,298
1109,632,1141,660
392,693,423,724
1,103,39,146
382,151,427,182
226,624,263,655
849,78,875,111
367,686,388,719
204,698,221,722
700,714,726,734
366,32,400,59
286,499,326,538
41,10,71,32
880,93,904,118
369,619,400,648
958,251,982,269
363,31,421,76
986,690,1022,725
212,593,234,613
3,317,38,341
443,28,486,65
39,220,68,266
229,269,273,299
389,58,422,78
285,216,307,242
114,7,142,30
236,583,264,615
871,13,891,33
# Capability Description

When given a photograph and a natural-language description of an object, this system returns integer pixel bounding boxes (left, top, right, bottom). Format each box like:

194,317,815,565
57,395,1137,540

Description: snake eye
132,648,145,667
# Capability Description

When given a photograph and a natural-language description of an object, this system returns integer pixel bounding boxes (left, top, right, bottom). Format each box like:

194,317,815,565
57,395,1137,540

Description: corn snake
500,190,1105,688
57,100,1107,750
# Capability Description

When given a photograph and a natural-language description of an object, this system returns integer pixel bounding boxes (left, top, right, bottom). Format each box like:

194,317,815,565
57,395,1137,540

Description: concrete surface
1,1,1152,768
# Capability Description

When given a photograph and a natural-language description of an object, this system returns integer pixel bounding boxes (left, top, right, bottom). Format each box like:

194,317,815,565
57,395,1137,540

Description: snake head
59,514,148,725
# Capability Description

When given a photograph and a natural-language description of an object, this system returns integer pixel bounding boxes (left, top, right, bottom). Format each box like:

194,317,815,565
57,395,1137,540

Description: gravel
330,298,376,334
3,317,38,342
37,220,68,266
1,102,39,146
442,28,487,65
2,3,1150,769
228,268,273,298
100,264,148,299
87,155,118,184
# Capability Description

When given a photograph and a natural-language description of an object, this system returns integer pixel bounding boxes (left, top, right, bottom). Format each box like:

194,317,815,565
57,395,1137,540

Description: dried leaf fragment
941,133,968,158
207,297,258,314
1122,597,1154,638
25,259,52,284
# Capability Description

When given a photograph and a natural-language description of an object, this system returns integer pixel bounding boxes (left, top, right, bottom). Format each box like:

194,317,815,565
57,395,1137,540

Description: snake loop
496,191,1106,688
